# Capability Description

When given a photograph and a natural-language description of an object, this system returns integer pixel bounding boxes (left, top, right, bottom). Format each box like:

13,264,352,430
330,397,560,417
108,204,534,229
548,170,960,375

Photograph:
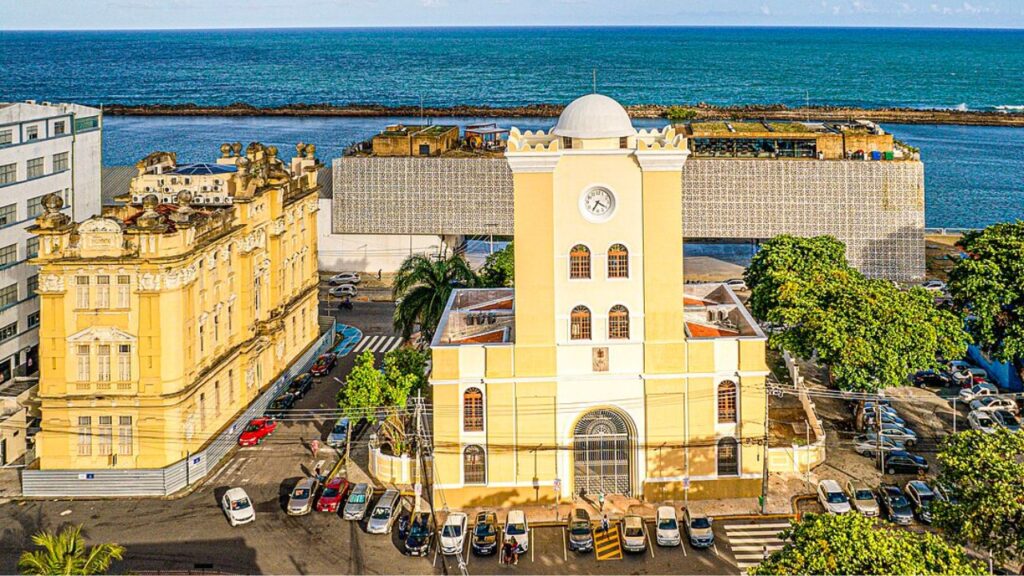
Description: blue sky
1,0,1022,29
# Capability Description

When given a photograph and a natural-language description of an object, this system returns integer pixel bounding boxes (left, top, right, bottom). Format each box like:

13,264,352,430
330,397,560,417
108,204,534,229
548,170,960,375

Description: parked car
682,508,714,548
471,511,500,555
992,409,1022,432
621,515,647,553
970,396,1019,414
287,373,314,399
912,370,950,388
287,476,320,516
724,278,747,291
310,352,337,377
328,272,361,286
316,476,349,513
342,483,374,520
655,506,680,547
968,409,999,433
817,479,852,514
367,489,402,534
878,451,929,475
845,480,879,517
920,280,947,292
967,367,990,384
854,433,906,457
440,512,468,555
865,410,907,428
933,482,957,505
878,423,918,447
238,417,277,446
566,508,593,553
327,417,351,448
264,393,296,418
879,483,914,525
222,487,256,526
904,480,937,524
405,512,433,556
329,284,357,298
959,382,998,402
503,510,529,554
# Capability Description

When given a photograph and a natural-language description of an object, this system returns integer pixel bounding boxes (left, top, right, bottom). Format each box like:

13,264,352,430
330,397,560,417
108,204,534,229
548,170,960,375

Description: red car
310,353,337,377
316,476,350,512
238,417,277,446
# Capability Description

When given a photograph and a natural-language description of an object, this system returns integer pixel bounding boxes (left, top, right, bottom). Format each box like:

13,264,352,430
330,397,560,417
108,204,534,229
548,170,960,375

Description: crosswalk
351,335,403,355
723,521,790,572
593,525,623,561
207,455,256,485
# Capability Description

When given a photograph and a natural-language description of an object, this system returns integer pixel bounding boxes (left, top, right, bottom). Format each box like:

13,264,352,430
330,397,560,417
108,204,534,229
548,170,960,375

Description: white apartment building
0,101,102,383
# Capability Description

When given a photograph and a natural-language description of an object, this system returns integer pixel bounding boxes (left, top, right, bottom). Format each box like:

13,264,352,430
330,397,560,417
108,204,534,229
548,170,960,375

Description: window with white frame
118,344,131,381
97,345,111,381
98,416,112,456
118,416,133,455
116,275,130,308
75,276,90,308
464,445,486,484
77,345,90,381
95,276,110,308
77,416,92,455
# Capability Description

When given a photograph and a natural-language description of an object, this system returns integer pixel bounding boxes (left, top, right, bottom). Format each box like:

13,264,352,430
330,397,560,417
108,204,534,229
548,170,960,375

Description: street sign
682,477,690,490
77,473,94,480
553,477,561,492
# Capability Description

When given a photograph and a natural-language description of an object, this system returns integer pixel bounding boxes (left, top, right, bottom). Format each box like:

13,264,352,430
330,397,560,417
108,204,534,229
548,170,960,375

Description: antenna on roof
592,69,597,94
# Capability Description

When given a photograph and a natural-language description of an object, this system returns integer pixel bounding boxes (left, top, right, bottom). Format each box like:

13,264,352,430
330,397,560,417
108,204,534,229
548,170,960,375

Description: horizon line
2,23,1024,32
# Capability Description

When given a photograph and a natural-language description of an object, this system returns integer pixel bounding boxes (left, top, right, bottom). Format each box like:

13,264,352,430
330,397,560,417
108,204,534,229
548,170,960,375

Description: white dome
552,94,636,139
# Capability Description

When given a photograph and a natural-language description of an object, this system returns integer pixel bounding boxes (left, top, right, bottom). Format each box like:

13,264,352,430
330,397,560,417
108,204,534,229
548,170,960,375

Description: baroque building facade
429,95,769,508
31,142,321,470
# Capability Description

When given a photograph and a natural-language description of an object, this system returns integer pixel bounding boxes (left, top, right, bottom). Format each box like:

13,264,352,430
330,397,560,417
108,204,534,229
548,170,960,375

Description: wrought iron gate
573,409,630,496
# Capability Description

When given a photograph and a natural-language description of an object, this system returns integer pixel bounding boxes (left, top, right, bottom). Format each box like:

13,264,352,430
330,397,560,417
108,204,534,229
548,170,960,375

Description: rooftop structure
371,124,460,157
680,119,908,160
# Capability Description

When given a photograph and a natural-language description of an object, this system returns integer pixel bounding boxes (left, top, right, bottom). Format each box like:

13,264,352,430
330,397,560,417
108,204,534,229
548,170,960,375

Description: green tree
18,525,125,576
383,346,428,394
336,350,387,422
751,513,984,575
948,222,1024,375
336,348,423,454
934,428,1024,565
664,106,698,121
745,235,968,392
480,241,514,287
392,253,480,343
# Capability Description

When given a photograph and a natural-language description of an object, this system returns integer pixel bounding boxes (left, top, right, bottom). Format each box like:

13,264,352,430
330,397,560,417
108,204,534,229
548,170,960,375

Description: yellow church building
429,95,769,507
30,142,321,470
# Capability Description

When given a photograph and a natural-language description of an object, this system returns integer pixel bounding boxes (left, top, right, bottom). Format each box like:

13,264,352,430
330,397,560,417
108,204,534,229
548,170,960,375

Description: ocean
2,27,1023,110
100,115,1024,229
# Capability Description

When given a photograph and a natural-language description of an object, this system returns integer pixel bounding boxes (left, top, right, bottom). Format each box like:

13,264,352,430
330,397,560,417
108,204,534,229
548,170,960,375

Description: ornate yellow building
31,142,321,470
430,95,769,507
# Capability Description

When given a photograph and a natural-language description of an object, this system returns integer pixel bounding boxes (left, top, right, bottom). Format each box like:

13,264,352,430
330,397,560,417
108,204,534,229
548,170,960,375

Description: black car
878,450,929,475
912,370,950,388
265,393,297,418
471,511,499,555
287,373,313,398
567,508,594,552
405,512,432,556
879,483,914,525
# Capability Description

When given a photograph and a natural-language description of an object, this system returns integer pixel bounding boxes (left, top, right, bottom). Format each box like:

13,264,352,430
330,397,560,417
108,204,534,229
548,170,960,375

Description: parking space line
646,527,655,558
562,527,567,562
530,528,534,563
681,539,687,556
464,537,471,566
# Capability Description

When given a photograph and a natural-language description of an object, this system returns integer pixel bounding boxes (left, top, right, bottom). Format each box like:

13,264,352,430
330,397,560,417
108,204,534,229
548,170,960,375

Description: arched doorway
573,409,632,496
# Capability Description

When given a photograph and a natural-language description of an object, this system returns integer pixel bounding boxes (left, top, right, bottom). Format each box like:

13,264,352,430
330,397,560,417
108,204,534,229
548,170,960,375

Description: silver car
366,489,402,534
343,483,374,520
286,477,319,516
845,479,879,517
683,508,714,548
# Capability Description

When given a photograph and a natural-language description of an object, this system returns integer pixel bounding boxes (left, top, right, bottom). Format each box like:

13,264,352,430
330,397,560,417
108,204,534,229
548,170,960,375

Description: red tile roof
686,322,740,338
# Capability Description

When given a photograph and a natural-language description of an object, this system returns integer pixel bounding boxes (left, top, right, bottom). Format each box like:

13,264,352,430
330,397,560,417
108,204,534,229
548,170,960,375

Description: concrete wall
316,200,445,273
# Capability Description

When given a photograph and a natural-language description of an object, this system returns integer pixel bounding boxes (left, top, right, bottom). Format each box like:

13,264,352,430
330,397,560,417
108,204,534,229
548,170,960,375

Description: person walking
311,439,320,458
601,514,610,533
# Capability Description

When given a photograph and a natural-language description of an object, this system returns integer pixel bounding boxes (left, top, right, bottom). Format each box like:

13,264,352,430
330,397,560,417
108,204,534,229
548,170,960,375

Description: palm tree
18,525,125,576
392,253,480,344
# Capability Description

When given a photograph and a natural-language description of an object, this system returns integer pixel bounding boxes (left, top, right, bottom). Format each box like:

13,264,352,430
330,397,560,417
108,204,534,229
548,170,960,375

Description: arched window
570,305,592,340
717,380,738,423
463,387,484,432
717,437,739,476
608,244,629,278
570,245,591,279
609,305,629,339
464,445,486,484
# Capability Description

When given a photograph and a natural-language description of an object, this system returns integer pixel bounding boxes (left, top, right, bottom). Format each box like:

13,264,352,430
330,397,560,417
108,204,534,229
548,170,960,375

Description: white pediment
66,326,138,344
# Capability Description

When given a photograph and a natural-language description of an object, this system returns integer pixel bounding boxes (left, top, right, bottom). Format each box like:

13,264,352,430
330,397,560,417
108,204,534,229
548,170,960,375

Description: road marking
386,337,403,352
646,526,655,558
593,525,623,561
723,522,788,571
562,527,567,562
353,335,378,353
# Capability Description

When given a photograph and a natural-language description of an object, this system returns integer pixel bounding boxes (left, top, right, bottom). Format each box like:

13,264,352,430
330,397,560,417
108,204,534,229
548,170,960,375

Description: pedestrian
763,544,769,560
377,268,382,280
311,438,320,458
601,514,609,533
314,464,323,482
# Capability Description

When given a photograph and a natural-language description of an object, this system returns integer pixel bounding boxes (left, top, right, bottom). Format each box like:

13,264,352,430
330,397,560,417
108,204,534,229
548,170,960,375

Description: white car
959,382,998,402
329,284,357,298
439,512,467,555
853,433,905,457
817,479,852,514
879,424,918,447
222,487,256,527
654,506,680,547
970,396,1018,414
920,280,947,292
968,409,998,433
503,509,529,553
724,278,747,291
328,272,361,286
621,514,647,552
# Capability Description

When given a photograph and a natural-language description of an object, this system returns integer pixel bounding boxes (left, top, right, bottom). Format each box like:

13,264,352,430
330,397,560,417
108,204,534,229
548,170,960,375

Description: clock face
581,187,616,221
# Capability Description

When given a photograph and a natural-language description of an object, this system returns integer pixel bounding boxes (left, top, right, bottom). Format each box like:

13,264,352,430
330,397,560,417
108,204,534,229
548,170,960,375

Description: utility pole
760,382,770,514
876,401,883,473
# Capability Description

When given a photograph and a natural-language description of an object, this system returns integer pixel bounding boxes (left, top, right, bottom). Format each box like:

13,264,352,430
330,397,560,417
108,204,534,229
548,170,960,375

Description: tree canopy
392,252,480,343
750,513,984,576
948,222,1024,366
934,428,1024,566
18,525,125,576
745,235,968,392
337,349,418,421
480,242,514,287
